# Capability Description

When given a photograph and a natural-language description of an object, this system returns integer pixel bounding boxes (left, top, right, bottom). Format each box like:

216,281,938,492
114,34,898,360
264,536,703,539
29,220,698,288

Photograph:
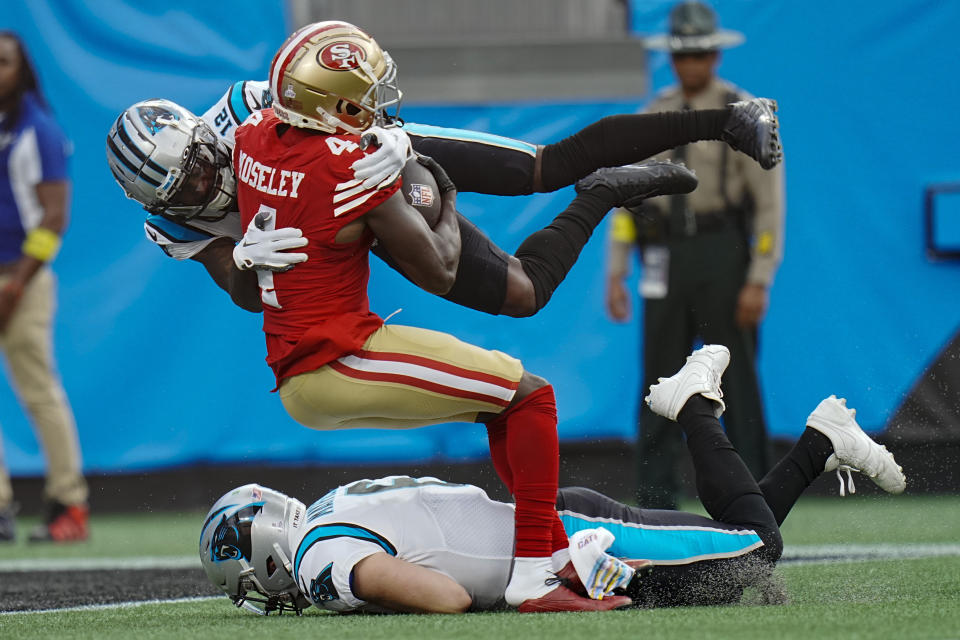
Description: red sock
500,385,564,557
486,420,514,494
552,514,569,556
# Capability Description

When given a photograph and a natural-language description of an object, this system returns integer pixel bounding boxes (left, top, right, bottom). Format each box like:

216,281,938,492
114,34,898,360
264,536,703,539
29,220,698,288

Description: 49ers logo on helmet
318,41,366,70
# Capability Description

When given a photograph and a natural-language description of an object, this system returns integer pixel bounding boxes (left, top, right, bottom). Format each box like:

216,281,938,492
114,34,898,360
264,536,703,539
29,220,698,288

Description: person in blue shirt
0,31,88,543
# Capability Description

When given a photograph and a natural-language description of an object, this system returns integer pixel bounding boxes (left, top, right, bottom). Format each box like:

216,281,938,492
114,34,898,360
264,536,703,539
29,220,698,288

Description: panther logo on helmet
210,503,263,562
319,41,366,71
136,105,179,135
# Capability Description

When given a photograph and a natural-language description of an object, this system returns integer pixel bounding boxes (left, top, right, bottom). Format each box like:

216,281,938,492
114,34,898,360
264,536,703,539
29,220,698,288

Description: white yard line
2,543,959,615
780,542,960,565
0,596,220,616
2,543,959,573
0,555,198,571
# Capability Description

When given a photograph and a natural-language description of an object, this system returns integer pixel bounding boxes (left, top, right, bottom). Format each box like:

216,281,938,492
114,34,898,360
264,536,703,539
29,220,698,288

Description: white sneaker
644,345,729,421
806,395,906,496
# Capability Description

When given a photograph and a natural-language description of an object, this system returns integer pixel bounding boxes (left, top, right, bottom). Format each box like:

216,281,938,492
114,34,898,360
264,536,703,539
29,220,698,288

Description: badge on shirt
639,245,669,299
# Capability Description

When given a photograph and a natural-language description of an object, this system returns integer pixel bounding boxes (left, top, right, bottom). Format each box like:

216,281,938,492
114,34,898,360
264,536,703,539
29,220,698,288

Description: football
399,156,443,228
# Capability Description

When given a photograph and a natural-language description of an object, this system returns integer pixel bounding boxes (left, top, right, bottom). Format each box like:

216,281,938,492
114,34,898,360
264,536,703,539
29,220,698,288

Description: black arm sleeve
372,212,510,315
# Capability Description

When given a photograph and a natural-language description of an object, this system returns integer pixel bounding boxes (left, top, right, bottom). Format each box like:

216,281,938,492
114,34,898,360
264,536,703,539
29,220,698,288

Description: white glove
568,528,636,599
351,125,413,190
233,211,308,272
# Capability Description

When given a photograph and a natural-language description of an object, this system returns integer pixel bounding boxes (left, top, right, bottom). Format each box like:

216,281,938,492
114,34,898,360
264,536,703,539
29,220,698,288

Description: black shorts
406,123,538,196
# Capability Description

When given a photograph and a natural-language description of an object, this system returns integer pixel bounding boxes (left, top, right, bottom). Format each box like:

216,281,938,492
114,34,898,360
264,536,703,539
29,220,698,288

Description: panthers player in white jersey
107,74,782,318
200,346,905,615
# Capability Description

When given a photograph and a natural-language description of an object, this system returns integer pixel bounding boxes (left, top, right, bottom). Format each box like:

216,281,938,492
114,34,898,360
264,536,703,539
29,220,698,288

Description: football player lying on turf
199,345,905,615
106,23,781,318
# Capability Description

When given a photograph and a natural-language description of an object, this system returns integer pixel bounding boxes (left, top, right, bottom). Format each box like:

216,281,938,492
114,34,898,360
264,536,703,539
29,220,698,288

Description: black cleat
722,98,783,169
575,161,698,209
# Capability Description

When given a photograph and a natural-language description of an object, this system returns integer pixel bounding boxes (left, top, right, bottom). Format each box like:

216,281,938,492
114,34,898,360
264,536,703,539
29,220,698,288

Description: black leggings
556,395,796,607
556,486,779,607
371,214,509,315
556,395,835,607
408,109,729,195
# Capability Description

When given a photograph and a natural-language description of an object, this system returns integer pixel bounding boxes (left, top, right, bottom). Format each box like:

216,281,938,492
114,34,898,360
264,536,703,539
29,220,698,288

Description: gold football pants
280,324,524,430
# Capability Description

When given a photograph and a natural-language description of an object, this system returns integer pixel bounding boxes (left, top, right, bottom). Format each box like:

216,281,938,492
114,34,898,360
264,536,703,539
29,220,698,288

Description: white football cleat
644,345,729,421
806,395,906,496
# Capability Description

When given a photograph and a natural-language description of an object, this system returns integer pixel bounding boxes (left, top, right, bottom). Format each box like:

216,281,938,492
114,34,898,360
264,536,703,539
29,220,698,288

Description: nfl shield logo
408,183,434,208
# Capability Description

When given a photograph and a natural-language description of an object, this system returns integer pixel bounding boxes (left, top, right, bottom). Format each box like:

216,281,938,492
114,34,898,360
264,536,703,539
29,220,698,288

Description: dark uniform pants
638,227,770,508
556,486,780,607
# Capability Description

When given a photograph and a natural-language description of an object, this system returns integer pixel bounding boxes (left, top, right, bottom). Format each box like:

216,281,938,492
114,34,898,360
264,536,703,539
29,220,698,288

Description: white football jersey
142,80,269,259
290,476,515,613
200,80,270,147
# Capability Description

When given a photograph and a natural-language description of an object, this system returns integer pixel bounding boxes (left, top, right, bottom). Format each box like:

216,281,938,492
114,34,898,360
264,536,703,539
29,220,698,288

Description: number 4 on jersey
326,137,359,156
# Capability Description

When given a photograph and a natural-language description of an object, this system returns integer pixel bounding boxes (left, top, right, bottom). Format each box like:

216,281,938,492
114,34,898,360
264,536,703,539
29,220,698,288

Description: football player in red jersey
232,21,645,613
108,76,780,319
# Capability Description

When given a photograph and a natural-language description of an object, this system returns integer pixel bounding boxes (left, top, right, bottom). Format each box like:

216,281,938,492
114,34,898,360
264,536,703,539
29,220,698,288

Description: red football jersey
234,110,400,385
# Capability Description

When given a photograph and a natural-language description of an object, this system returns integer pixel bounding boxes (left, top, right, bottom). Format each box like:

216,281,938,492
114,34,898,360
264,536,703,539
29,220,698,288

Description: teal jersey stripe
294,523,396,578
229,81,252,123
145,214,213,243
560,512,764,564
404,123,537,157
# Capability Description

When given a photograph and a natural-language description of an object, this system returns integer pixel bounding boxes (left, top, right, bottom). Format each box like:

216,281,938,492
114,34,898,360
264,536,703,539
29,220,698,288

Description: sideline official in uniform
606,1,785,509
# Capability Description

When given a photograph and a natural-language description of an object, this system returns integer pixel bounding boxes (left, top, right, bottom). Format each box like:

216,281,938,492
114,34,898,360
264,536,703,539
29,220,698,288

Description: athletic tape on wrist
21,228,62,262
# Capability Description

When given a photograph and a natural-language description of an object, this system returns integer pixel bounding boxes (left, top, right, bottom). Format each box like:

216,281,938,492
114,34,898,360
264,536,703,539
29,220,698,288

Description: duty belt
632,207,740,245
667,210,734,237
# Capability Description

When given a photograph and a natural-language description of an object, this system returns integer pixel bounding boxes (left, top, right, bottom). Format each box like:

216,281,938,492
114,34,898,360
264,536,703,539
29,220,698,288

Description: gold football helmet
269,21,401,135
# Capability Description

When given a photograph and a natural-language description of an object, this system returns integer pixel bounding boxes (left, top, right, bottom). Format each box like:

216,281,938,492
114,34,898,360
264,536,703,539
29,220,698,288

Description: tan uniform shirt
609,78,785,286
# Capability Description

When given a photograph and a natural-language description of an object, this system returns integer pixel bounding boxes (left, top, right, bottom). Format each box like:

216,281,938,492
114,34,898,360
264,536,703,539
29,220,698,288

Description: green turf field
2,494,959,640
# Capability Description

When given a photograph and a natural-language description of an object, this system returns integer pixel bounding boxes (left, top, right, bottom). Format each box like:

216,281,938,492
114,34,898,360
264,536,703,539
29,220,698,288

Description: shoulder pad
145,214,214,244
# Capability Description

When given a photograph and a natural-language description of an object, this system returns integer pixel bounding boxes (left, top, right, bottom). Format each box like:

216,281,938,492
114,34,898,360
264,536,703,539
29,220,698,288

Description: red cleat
517,585,632,613
554,559,653,597
28,503,88,543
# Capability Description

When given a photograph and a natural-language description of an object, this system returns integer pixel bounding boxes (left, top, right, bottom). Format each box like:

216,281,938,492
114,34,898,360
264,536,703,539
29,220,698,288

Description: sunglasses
671,51,715,61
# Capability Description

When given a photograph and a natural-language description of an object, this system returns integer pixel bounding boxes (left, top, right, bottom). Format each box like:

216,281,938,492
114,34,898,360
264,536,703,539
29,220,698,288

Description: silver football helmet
199,484,310,615
106,99,236,220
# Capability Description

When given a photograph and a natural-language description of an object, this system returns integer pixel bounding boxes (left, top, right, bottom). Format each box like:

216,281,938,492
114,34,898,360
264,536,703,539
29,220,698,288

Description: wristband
610,210,637,243
21,227,62,262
